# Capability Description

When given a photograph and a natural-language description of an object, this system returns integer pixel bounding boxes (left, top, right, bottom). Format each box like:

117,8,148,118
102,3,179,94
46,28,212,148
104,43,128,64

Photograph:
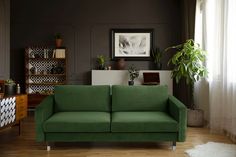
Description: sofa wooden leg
46,142,51,151
172,141,176,151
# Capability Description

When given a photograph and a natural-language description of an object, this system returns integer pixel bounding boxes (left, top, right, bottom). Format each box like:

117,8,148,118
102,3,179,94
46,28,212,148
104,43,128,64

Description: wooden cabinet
91,70,173,95
0,94,28,134
28,94,47,108
24,46,67,108
16,95,28,121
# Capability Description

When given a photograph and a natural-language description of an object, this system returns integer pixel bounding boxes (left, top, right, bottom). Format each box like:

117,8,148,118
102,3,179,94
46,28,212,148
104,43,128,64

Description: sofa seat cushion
43,112,111,132
111,112,178,132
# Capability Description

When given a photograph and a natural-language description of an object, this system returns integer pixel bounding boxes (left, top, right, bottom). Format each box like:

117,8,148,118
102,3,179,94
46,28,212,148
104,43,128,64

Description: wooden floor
0,112,233,157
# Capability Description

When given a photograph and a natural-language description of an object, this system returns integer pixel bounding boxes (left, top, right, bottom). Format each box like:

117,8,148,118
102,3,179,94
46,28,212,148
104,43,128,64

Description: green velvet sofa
35,85,187,151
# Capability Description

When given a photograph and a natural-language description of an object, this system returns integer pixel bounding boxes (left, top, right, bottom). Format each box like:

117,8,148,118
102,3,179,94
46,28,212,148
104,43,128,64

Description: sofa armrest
35,95,54,142
168,95,187,142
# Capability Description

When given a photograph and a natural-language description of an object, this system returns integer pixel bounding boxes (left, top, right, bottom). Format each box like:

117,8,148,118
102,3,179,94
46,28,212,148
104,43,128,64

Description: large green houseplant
166,39,208,126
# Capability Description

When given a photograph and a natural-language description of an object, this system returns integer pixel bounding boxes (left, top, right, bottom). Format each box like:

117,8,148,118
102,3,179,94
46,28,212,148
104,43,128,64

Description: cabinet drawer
17,110,26,115
17,112,27,120
16,95,28,121
16,95,27,104
18,101,27,107
16,109,27,120
18,105,26,111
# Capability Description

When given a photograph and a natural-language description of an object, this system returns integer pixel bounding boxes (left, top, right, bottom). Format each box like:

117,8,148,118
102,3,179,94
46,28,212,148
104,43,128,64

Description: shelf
27,58,66,61
26,82,65,85
28,93,53,96
26,74,66,76
25,46,67,107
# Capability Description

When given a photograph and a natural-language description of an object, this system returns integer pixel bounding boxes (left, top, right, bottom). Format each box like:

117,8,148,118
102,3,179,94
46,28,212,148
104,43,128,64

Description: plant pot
98,65,105,70
155,63,162,70
128,80,134,86
55,39,63,48
4,84,16,96
117,58,126,70
187,109,204,127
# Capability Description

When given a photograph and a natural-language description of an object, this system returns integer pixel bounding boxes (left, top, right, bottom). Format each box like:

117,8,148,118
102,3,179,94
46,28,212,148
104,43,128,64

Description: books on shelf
53,49,66,58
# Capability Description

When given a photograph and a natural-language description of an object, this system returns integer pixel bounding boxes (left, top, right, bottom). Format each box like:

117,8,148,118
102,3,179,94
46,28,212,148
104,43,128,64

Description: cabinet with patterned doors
25,46,67,108
0,94,28,135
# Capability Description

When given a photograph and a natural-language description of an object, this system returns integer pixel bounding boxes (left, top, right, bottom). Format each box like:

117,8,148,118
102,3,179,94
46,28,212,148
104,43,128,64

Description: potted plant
151,47,162,70
4,79,16,96
128,65,139,85
55,33,63,48
166,39,208,127
97,55,107,70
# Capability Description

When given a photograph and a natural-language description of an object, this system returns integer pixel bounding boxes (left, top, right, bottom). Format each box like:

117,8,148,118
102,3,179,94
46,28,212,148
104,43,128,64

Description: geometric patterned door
0,97,16,128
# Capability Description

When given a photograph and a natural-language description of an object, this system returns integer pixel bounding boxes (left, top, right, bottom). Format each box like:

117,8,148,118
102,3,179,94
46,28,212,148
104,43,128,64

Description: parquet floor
0,112,233,157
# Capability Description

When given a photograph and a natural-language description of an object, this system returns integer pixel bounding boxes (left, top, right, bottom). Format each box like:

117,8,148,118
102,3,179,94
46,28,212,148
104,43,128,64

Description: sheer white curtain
195,0,236,142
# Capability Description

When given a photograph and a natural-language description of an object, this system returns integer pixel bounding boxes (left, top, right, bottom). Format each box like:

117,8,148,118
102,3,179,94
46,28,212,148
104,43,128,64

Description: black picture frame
110,29,154,60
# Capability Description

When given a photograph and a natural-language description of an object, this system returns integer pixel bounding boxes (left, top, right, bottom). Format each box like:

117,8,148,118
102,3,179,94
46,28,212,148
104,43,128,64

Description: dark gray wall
0,0,10,80
10,0,181,85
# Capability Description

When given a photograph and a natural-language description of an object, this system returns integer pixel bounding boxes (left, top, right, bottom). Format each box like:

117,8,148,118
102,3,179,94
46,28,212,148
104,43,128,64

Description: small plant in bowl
97,55,108,70
4,79,16,96
128,65,139,85
5,79,16,85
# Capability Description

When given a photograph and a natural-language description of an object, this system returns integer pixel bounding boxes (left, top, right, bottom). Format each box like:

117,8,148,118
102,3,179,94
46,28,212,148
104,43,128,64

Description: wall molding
11,0,181,85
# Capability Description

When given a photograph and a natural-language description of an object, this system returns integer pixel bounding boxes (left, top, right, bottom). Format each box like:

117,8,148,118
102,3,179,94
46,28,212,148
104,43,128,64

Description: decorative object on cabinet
116,58,126,70
55,33,63,48
0,94,28,135
111,29,153,60
166,39,208,127
143,72,160,85
53,48,66,58
151,47,163,70
128,65,139,85
16,84,21,94
4,79,16,96
96,55,107,70
25,46,67,108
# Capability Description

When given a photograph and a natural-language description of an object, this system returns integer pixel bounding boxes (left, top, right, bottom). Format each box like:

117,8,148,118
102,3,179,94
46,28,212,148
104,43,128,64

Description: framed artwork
111,29,154,60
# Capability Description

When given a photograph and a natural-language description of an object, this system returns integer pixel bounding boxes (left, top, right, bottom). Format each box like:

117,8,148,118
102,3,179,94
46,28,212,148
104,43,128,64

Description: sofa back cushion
112,85,168,111
54,85,110,112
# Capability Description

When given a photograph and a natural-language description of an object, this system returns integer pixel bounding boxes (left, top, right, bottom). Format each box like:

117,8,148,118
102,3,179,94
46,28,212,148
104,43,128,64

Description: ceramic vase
128,80,134,86
4,85,16,96
56,39,63,48
117,58,126,70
